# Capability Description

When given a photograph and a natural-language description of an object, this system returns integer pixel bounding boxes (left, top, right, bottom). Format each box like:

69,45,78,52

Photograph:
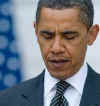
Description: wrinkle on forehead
37,7,87,33
40,7,80,22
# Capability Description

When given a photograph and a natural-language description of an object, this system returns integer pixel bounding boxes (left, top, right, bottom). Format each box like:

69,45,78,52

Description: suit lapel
16,66,100,106
80,65,100,106
20,71,45,106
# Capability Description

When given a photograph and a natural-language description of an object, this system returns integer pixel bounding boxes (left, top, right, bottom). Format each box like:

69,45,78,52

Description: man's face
34,7,99,80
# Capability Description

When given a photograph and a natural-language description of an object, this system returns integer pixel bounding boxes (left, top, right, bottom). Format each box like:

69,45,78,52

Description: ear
87,24,99,45
33,22,38,36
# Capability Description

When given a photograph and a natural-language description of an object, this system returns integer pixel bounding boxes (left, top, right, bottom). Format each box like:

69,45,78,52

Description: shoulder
0,71,44,104
88,64,100,80
87,64,100,87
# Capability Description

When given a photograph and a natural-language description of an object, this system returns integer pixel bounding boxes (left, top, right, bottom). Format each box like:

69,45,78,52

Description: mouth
48,59,70,68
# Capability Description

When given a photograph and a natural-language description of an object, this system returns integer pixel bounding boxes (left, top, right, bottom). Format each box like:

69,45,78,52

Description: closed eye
62,31,78,40
40,30,54,39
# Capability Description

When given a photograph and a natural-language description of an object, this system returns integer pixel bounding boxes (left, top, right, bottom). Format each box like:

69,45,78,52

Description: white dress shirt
44,62,88,106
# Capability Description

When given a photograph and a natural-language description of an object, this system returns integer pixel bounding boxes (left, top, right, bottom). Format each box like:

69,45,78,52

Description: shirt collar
44,61,88,96
44,68,58,95
66,62,88,95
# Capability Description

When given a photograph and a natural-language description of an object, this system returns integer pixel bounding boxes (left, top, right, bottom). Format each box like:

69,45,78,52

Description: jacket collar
20,71,45,106
80,65,100,106
20,65,100,106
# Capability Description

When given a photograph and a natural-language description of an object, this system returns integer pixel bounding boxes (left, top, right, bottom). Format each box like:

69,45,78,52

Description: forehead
38,7,85,31
40,7,80,20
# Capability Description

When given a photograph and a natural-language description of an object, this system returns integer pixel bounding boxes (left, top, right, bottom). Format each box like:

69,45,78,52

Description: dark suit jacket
0,65,100,106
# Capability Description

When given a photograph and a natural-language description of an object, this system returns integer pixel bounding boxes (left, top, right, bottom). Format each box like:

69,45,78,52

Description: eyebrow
40,30,78,36
62,31,78,35
40,30,55,35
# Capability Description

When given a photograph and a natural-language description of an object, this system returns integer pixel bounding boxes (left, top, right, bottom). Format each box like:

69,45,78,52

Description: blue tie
50,80,70,106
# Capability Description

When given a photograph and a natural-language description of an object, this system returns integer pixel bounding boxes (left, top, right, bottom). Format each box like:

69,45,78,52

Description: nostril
50,37,65,54
51,47,64,55
51,43,61,51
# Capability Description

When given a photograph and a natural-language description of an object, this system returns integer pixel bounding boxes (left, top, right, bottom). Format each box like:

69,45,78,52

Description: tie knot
56,80,69,95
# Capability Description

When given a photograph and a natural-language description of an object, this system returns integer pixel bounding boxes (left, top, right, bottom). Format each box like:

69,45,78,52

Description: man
0,0,100,106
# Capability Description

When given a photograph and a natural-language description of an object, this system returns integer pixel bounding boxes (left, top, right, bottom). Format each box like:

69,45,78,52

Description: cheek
74,40,87,62
38,37,53,58
67,38,87,63
38,40,50,60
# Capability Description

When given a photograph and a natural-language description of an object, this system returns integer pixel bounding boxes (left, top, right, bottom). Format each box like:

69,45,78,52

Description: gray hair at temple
35,0,94,30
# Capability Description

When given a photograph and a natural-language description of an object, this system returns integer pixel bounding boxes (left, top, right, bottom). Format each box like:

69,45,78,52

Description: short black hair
36,0,94,29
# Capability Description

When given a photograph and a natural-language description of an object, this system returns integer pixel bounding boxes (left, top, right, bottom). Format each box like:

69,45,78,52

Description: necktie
50,80,70,106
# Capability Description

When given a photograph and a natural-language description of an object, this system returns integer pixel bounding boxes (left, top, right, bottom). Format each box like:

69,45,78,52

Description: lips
49,59,69,63
48,58,70,68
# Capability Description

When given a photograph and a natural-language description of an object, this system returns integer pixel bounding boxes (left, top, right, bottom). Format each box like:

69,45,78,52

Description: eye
63,31,78,40
42,33,52,39
40,31,54,39
64,34,76,40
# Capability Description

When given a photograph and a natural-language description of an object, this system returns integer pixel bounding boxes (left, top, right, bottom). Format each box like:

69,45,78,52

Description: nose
51,36,64,54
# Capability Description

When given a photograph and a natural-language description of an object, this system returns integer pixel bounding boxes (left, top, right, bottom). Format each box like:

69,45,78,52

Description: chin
48,70,69,80
48,68,79,80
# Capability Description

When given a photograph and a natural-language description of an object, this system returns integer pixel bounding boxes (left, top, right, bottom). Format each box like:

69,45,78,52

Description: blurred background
0,0,100,90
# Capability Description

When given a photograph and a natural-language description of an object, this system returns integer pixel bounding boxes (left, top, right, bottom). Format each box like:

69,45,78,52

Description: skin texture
34,7,99,80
